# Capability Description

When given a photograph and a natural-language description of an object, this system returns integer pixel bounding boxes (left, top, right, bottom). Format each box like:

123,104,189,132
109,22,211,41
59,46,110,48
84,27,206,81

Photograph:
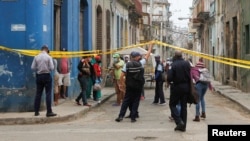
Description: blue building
0,0,92,112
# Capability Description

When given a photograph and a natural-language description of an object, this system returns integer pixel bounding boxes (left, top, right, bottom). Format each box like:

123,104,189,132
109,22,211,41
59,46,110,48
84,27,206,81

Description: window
245,24,250,54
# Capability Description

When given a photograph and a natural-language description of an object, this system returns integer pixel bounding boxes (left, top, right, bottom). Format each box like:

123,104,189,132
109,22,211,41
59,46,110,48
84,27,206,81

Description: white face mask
114,58,119,62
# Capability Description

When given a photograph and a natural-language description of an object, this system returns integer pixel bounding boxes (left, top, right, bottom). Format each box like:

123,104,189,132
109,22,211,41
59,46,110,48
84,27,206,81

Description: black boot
115,117,123,122
174,121,185,132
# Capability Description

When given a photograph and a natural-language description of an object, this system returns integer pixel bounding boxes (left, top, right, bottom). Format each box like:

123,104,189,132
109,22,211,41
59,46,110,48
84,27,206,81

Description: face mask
97,60,101,63
114,58,119,62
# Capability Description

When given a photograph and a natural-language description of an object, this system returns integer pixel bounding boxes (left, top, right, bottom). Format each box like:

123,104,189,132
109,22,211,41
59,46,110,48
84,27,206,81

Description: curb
212,84,250,114
0,93,115,125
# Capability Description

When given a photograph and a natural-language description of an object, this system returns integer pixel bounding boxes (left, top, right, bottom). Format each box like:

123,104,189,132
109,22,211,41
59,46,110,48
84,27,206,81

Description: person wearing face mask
152,55,166,105
124,55,130,63
112,53,125,106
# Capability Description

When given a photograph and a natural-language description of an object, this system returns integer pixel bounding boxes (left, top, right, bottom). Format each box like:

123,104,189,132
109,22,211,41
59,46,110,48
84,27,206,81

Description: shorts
54,73,60,94
58,73,71,86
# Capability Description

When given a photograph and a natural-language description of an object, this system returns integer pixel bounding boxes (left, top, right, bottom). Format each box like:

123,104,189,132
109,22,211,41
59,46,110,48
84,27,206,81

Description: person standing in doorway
31,45,57,117
57,48,71,99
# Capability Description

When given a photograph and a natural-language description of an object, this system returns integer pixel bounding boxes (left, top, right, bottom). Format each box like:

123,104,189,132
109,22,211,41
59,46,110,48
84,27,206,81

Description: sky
168,0,193,28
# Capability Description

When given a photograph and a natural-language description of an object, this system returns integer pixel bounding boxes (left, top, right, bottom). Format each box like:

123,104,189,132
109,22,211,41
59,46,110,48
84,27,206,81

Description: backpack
198,68,211,83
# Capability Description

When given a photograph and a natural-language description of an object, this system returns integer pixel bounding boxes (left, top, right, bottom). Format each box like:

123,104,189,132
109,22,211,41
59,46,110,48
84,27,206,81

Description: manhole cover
134,136,157,140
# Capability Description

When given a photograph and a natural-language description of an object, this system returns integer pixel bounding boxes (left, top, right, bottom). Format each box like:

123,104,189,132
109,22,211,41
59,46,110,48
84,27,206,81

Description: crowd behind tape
1,40,250,69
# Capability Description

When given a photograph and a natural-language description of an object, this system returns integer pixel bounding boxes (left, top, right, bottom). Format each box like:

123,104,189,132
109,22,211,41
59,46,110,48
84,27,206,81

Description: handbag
93,83,102,91
187,79,199,105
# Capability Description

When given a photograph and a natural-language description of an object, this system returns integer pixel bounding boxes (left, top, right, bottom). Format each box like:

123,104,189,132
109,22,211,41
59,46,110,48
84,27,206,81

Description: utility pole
150,0,153,40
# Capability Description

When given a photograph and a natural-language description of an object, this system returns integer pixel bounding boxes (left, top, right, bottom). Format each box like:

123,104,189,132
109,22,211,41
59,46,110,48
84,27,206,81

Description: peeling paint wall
0,0,94,112
0,0,54,112
223,0,241,88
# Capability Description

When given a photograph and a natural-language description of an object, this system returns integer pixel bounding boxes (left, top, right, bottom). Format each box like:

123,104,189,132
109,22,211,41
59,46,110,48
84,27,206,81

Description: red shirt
93,63,101,77
60,58,68,74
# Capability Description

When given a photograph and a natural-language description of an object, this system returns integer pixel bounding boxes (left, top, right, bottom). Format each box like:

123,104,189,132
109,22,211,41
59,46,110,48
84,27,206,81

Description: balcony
129,0,143,24
194,0,209,20
142,0,150,4
154,0,169,5
117,0,134,7
191,18,203,29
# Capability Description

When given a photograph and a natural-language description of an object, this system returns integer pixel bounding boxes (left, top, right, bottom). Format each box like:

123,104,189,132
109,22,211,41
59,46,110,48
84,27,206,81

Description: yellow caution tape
1,40,250,69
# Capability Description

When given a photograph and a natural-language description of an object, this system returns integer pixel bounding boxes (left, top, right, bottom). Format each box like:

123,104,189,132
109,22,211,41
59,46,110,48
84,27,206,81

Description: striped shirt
31,51,54,74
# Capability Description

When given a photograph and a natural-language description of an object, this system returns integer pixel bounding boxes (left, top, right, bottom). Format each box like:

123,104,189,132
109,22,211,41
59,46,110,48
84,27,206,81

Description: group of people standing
31,44,213,133
113,46,213,133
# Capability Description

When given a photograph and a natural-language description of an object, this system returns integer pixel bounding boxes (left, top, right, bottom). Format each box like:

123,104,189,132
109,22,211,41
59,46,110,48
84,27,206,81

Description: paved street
0,86,250,141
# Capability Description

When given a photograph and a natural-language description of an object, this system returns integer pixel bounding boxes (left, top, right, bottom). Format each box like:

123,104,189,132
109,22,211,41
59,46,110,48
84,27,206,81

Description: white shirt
31,51,54,74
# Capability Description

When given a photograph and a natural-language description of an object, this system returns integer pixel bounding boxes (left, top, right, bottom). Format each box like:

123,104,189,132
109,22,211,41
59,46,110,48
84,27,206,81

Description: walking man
167,50,191,132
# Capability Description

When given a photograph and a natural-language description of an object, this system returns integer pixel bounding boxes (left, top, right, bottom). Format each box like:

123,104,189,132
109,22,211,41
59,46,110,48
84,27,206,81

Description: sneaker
159,102,166,106
94,99,101,103
152,102,158,105
83,103,91,107
75,99,81,106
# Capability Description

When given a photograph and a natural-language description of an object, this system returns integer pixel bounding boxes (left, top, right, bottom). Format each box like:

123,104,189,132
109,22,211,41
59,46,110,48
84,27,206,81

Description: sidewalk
211,80,250,113
0,80,250,125
0,88,115,125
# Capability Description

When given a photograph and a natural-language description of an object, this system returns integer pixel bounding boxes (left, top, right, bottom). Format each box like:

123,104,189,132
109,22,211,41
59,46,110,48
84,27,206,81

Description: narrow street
0,87,250,141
